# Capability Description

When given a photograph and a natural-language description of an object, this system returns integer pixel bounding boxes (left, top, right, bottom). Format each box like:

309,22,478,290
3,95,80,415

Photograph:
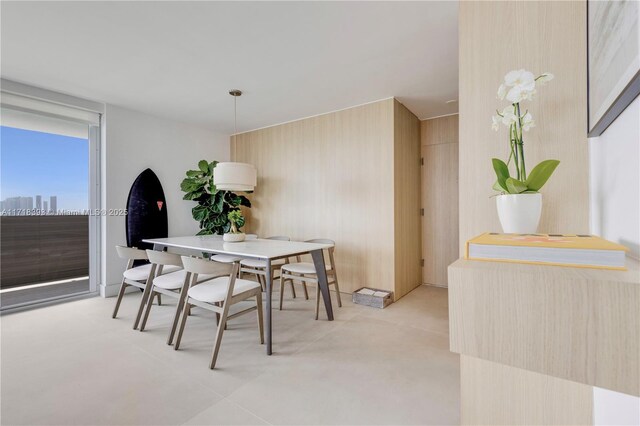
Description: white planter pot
496,193,542,234
223,232,245,242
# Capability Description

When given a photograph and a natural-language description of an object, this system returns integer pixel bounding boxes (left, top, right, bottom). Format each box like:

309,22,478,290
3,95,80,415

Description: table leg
310,249,334,321
264,258,273,355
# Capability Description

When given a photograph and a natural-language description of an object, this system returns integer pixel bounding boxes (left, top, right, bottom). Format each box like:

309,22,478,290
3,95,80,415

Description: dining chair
112,245,180,326
138,250,216,340
239,235,292,292
210,233,258,265
173,256,264,369
278,239,342,319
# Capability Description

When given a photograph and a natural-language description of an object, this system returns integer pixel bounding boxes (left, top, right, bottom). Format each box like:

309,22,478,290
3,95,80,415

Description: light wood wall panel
459,1,589,254
232,99,421,299
232,99,396,295
449,259,640,397
421,114,458,146
461,355,593,425
393,100,422,298
421,115,459,287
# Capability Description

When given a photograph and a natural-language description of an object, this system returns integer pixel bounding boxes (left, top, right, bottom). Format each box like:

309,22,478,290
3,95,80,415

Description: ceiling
1,1,458,134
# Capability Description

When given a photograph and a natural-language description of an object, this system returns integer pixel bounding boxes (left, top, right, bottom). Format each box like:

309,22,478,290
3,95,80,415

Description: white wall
593,387,640,426
588,97,640,422
589,97,640,259
100,105,229,296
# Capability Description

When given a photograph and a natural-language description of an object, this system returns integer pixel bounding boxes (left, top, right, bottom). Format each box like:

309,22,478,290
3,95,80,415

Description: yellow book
465,233,628,270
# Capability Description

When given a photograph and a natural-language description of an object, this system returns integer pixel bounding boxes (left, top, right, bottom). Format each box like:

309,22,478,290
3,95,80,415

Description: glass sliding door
0,93,100,309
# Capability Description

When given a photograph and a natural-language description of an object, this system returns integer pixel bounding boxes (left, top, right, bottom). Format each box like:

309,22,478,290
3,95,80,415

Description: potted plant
491,69,560,233
180,160,251,235
224,210,246,242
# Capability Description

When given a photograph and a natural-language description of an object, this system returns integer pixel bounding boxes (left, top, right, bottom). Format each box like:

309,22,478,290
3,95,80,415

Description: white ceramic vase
496,193,542,234
223,232,245,242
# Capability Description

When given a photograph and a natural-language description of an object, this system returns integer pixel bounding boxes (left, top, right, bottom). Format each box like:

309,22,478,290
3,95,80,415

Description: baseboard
422,282,449,289
100,282,139,298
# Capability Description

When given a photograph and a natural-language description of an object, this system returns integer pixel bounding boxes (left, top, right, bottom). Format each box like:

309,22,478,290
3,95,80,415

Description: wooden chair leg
290,278,297,299
139,289,155,331
256,293,264,344
156,293,162,306
279,274,285,310
112,279,128,318
214,302,220,326
302,282,309,300
133,281,153,330
315,284,320,320
174,300,191,350
167,290,187,345
209,302,231,369
333,279,343,308
257,273,266,292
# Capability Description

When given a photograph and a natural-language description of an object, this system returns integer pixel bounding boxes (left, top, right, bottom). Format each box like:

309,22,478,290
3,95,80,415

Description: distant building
19,197,33,211
1,196,37,214
50,196,57,214
36,195,42,211
43,200,48,212
3,197,21,211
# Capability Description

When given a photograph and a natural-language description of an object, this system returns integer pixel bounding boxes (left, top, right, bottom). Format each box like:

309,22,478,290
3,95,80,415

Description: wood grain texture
449,259,640,397
421,114,458,146
421,115,459,287
459,1,589,254
461,355,593,425
232,99,397,296
393,100,422,299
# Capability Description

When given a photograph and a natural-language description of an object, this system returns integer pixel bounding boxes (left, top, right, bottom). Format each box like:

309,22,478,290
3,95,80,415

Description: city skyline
1,125,89,212
0,194,62,215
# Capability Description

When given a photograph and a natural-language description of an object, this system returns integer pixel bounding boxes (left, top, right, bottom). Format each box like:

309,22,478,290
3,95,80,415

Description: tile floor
0,285,459,425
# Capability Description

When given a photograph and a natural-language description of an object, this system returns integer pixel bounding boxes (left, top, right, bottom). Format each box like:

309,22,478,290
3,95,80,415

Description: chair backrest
181,255,235,277
305,239,336,268
146,250,183,267
116,245,148,260
267,236,290,241
305,238,335,245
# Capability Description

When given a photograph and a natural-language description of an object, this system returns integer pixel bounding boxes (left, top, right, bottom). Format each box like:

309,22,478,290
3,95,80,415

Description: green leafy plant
227,210,245,234
180,160,251,235
491,69,560,194
492,158,560,194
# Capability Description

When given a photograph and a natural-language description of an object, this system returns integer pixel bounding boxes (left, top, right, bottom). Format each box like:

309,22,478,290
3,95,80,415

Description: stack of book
465,233,628,270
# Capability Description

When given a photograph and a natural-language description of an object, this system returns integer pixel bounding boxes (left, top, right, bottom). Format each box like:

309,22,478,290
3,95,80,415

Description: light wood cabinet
421,115,459,287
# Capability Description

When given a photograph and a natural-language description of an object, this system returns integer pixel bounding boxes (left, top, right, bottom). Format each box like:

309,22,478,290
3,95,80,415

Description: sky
1,126,89,211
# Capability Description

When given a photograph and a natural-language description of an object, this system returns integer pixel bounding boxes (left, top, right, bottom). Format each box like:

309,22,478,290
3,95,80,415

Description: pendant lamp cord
233,94,237,159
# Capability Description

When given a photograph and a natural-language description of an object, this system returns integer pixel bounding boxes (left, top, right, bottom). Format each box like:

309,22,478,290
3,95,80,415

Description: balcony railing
0,215,89,290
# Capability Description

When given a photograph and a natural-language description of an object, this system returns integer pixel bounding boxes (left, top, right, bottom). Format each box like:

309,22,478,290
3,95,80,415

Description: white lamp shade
213,162,257,192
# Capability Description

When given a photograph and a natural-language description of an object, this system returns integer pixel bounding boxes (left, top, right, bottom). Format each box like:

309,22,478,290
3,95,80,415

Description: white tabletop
143,235,332,260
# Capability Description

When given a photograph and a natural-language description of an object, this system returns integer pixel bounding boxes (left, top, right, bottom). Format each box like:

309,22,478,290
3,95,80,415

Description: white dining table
143,235,335,355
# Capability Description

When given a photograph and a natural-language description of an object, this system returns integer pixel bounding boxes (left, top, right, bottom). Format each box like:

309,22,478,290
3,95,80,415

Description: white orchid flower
522,88,536,101
521,112,535,131
504,69,536,89
499,107,518,125
503,69,536,103
537,72,554,84
491,114,501,131
497,84,507,100
506,86,523,103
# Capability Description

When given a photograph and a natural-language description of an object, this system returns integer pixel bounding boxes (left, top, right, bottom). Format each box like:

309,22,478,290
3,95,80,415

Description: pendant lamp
213,90,257,192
